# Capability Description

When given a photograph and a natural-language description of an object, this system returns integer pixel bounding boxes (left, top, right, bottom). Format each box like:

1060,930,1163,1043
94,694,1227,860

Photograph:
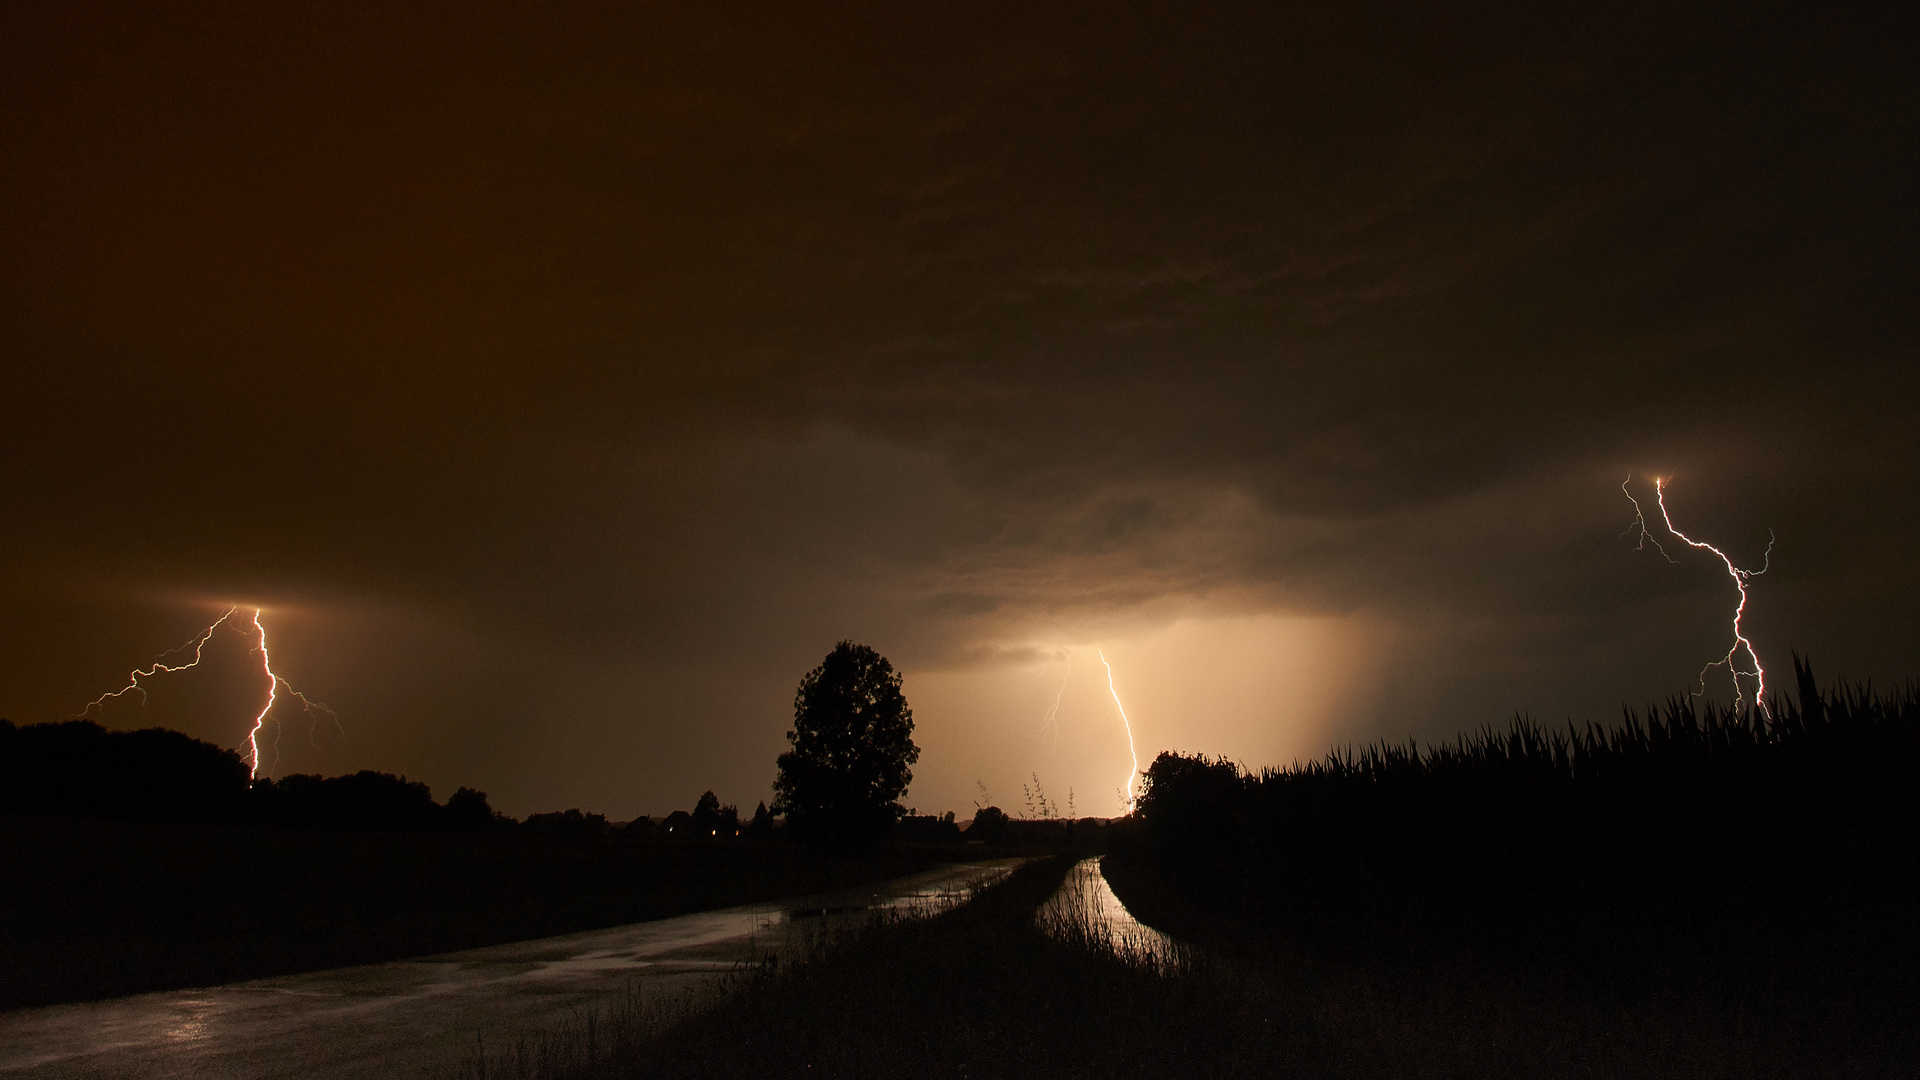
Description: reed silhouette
1118,658,1920,1050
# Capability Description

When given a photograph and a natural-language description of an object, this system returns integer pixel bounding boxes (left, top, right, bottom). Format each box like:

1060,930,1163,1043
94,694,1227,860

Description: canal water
1035,856,1181,964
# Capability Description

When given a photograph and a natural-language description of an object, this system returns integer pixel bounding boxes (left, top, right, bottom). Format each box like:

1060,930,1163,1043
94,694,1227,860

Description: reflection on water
1036,856,1182,965
161,998,212,1044
781,862,1002,924
0,860,1020,1080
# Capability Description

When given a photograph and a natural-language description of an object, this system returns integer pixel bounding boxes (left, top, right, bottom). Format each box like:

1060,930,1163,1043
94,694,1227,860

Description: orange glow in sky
906,612,1384,818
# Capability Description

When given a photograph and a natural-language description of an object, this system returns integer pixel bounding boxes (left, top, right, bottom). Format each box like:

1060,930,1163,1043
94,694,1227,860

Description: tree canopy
773,641,919,843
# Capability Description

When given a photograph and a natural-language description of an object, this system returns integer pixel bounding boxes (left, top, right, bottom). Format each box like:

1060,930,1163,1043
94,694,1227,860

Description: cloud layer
2,2,1913,815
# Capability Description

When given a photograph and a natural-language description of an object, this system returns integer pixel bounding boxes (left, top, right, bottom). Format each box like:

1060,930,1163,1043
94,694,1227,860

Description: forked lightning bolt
1098,649,1141,811
1624,474,1774,715
83,606,336,778
1620,475,1675,563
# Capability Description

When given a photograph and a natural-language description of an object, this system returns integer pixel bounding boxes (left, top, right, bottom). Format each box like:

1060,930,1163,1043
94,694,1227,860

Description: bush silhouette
966,806,1011,844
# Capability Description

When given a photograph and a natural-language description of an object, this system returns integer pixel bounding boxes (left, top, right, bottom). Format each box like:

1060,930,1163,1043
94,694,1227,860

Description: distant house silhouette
523,808,610,837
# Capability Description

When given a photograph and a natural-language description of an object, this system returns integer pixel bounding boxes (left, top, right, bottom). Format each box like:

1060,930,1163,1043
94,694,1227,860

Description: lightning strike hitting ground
82,606,337,778
1624,476,1775,715
1098,649,1141,811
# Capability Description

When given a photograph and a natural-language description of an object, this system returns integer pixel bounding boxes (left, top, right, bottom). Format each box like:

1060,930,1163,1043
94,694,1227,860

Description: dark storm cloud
2,1,1913,812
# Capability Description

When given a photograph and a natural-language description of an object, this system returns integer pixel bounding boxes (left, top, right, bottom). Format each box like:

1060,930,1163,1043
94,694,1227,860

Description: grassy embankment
0,816,958,1011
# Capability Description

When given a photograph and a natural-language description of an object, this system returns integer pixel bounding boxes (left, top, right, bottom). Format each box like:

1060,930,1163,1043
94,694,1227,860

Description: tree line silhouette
0,716,967,842
0,718,514,831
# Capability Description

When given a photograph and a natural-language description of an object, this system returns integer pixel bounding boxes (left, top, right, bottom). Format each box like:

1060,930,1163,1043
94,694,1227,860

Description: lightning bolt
83,605,337,778
1625,476,1775,715
1097,649,1140,811
1620,473,1676,562
1033,653,1070,753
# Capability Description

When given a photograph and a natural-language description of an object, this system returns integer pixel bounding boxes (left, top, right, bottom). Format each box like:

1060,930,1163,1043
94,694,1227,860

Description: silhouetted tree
746,800,775,838
0,719,249,821
965,806,1010,844
690,790,722,835
1134,751,1244,888
688,790,740,837
250,770,440,830
444,786,499,831
773,641,920,844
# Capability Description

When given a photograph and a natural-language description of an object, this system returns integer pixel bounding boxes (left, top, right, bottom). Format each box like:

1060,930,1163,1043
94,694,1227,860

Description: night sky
3,2,1913,819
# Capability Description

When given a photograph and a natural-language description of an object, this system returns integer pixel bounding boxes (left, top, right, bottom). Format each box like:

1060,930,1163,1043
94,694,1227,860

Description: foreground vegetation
0,816,954,1011
1113,659,1919,1069
454,856,1244,1080
456,663,1918,1078
460,851,1906,1080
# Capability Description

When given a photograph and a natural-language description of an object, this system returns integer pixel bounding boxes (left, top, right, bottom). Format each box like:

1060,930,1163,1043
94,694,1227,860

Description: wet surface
0,861,1019,1079
1037,856,1181,963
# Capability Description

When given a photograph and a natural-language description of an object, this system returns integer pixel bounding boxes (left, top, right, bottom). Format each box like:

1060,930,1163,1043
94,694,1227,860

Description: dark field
0,814,951,1011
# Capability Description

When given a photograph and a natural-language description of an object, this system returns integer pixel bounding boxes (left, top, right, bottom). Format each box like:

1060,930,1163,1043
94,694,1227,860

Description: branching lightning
1033,653,1071,753
82,605,337,778
1624,474,1775,715
1620,474,1676,563
1098,649,1141,811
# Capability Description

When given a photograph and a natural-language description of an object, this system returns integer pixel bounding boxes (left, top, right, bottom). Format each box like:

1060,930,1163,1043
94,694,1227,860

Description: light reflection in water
162,998,212,1044
1036,856,1181,965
